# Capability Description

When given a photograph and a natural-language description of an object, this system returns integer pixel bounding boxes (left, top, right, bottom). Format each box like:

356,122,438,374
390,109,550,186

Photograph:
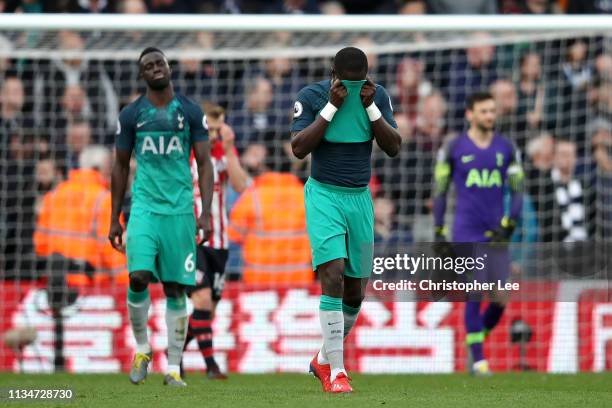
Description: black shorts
185,246,229,301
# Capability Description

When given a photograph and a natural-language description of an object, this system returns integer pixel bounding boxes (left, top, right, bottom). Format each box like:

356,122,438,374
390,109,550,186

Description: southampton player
185,104,248,379
109,47,214,387
433,91,524,375
291,47,401,393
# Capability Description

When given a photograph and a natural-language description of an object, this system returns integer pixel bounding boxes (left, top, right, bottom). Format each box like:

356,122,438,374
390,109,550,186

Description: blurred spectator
264,0,320,13
33,145,125,286
352,36,391,88
0,128,36,279
374,196,412,250
264,56,303,114
398,0,426,14
228,143,312,285
338,0,398,13
501,0,559,13
145,0,195,13
64,119,93,170
526,132,554,172
320,0,345,14
594,53,612,84
69,0,118,13
34,157,62,212
425,0,497,13
228,76,280,148
547,38,592,149
525,132,554,242
0,76,25,137
515,51,545,149
490,78,520,142
35,31,117,144
120,0,147,12
567,0,612,13
590,120,612,239
172,52,215,104
395,57,433,124
590,80,612,122
447,32,498,131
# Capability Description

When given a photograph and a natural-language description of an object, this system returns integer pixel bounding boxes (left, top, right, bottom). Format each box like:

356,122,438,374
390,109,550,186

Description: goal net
0,15,611,374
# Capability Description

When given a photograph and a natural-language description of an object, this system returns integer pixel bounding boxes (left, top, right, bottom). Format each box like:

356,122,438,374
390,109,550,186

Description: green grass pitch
1,372,611,408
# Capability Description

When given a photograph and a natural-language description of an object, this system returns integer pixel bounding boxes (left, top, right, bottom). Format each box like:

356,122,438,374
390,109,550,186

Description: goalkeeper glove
485,216,516,244
433,226,454,258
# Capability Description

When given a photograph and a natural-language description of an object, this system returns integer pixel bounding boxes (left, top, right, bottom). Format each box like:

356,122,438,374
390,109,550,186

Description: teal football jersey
116,94,208,215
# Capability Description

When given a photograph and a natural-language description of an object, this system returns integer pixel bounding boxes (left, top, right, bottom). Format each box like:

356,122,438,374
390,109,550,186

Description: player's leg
157,213,197,386
304,179,349,392
125,212,160,384
482,247,511,337
342,276,368,338
465,299,489,375
162,282,189,386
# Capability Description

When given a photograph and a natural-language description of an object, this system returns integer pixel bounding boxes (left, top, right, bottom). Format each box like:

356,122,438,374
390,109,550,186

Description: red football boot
330,372,353,394
309,352,332,392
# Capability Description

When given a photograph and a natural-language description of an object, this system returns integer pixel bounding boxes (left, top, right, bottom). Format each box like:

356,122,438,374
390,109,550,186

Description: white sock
127,297,151,352
331,367,347,382
320,309,344,381
166,303,188,369
318,306,361,366
166,364,181,375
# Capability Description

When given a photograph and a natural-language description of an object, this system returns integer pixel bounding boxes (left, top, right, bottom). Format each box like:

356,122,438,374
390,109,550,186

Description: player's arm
361,79,401,158
432,140,453,241
109,111,134,252
220,123,249,193
189,102,214,240
487,144,525,243
291,80,347,159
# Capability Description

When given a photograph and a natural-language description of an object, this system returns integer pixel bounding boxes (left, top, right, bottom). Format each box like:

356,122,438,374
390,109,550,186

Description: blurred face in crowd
527,133,554,170
554,141,577,177
66,122,92,154
352,37,377,71
241,143,267,177
521,52,541,82
399,0,426,14
467,98,497,133
320,1,345,15
9,133,33,160
59,31,84,66
36,159,60,192
567,40,587,65
374,197,395,233
418,93,447,139
140,51,171,91
62,85,87,115
265,57,292,80
393,113,412,144
1,77,24,116
398,57,423,90
595,54,612,81
123,0,147,13
467,32,495,68
490,79,517,116
247,78,273,112
596,82,612,114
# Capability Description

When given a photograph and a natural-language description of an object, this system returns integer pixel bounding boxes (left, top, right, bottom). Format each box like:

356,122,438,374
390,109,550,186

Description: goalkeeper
291,47,401,393
433,91,524,376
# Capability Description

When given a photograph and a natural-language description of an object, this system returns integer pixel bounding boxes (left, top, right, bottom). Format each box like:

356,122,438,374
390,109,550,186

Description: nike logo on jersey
461,155,475,163
136,121,147,128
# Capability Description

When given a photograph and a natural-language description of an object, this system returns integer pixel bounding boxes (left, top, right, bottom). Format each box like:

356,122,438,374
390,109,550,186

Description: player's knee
343,294,365,309
129,271,151,292
163,283,185,299
319,259,344,296
190,288,212,310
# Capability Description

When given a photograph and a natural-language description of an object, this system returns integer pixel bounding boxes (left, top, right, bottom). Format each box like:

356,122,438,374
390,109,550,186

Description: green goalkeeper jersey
115,93,208,215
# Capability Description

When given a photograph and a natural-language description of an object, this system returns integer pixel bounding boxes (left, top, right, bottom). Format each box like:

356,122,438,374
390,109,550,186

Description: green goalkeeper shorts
304,177,374,279
126,209,196,285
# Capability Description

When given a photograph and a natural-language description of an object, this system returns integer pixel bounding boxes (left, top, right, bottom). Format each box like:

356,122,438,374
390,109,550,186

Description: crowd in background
0,0,610,15
1,8,612,281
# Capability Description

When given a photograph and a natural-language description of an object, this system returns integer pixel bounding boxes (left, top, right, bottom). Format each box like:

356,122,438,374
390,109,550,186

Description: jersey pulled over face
291,79,396,188
116,94,208,215
436,133,521,242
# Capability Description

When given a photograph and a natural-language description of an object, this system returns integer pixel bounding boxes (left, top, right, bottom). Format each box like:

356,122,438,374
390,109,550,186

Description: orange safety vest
228,172,313,285
33,169,127,286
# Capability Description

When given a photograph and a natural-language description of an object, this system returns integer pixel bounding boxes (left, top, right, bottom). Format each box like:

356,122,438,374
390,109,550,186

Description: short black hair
466,91,493,110
139,47,165,63
333,47,368,77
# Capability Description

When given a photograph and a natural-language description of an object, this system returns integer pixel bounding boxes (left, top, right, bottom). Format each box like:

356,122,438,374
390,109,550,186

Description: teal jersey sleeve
374,85,397,128
180,96,208,143
291,87,318,133
115,105,135,152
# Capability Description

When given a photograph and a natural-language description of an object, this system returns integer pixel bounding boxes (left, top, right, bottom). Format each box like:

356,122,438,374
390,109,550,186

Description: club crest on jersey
141,135,183,155
178,114,184,129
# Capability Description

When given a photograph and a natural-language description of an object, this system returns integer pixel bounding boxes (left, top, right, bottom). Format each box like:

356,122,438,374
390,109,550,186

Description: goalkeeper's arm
486,156,525,243
432,143,453,242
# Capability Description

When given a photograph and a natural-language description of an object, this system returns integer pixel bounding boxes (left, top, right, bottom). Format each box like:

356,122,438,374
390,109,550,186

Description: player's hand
329,79,347,109
485,217,516,244
219,123,236,153
432,226,454,259
360,77,376,107
197,212,212,245
108,219,125,253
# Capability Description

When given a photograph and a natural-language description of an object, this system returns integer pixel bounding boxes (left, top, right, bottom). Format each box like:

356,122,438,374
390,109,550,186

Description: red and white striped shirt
191,141,234,250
